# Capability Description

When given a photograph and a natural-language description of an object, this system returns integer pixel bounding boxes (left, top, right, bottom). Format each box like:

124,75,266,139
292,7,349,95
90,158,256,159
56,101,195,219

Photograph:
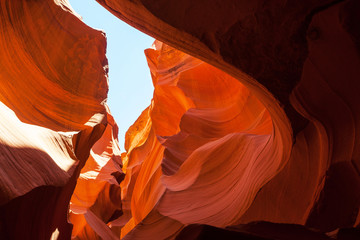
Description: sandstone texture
0,0,359,239
0,0,121,239
96,0,360,238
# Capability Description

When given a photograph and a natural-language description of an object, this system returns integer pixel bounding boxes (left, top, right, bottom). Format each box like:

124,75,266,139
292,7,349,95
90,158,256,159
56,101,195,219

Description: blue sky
69,0,154,150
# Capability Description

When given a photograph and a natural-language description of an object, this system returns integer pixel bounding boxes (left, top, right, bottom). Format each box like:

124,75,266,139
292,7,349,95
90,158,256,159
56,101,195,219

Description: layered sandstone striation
0,0,121,239
0,0,360,239
97,0,360,239
117,41,288,239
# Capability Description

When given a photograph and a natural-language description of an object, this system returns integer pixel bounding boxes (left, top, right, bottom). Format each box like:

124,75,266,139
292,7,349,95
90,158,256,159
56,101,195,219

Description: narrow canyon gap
0,0,359,240
69,0,154,150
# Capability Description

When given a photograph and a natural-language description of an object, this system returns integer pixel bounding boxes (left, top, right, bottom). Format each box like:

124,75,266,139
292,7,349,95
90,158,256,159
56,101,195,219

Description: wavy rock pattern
0,0,108,131
69,109,123,239
118,42,291,239
0,0,121,239
0,0,360,239
97,0,360,239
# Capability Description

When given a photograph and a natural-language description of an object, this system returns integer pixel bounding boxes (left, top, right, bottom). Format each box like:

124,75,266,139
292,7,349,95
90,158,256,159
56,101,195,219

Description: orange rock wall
0,0,121,239
0,0,360,239
118,41,284,239
97,0,360,239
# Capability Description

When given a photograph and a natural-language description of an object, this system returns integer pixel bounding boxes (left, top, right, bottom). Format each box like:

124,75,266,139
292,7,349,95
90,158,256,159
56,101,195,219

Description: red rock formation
0,0,121,239
1,0,360,239
96,0,360,239
117,41,288,239
69,108,123,239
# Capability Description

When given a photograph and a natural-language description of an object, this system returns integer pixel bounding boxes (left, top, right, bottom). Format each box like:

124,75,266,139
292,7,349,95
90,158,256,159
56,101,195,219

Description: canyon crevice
0,0,359,239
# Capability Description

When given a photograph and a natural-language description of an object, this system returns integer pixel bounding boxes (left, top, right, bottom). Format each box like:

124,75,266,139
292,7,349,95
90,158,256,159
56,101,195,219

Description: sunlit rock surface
97,0,360,239
69,108,123,240
0,0,360,239
0,0,121,239
117,41,291,239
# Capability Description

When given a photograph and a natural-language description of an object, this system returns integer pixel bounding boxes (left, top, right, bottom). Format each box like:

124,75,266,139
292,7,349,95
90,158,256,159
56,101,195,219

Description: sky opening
69,0,154,150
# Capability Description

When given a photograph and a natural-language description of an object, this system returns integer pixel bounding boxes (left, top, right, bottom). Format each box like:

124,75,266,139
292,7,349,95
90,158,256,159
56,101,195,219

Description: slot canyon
0,0,360,239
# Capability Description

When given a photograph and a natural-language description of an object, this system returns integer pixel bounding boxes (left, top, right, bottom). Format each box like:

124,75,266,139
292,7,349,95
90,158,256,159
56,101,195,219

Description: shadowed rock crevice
1,0,360,239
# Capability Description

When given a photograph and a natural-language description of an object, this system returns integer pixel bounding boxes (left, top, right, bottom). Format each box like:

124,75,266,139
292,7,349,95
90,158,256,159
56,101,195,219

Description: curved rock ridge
117,41,293,239
0,0,108,131
0,0,121,239
0,103,108,239
0,101,78,205
0,0,360,239
97,0,360,239
69,106,123,240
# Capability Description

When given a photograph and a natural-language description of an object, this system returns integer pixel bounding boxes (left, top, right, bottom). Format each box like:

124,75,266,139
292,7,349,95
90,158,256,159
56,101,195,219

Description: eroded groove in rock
0,0,108,131
96,0,338,135
115,41,294,238
1,0,360,239
96,0,360,239
70,108,123,239
0,0,121,239
0,102,108,239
